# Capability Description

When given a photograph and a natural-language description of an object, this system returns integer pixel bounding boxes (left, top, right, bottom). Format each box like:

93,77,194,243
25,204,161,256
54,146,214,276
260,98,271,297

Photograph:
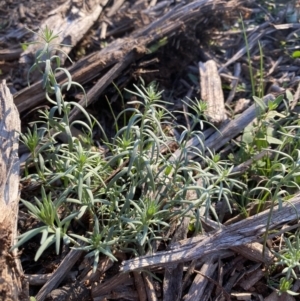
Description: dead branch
14,0,247,118
121,192,300,272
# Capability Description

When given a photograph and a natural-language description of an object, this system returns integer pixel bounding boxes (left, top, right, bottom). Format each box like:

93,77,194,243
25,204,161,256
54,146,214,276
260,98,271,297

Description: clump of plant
13,26,245,272
229,19,300,212
269,231,300,296
13,27,300,301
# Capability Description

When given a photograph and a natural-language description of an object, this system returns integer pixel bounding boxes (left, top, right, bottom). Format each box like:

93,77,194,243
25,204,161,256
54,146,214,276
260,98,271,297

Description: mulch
1,0,300,300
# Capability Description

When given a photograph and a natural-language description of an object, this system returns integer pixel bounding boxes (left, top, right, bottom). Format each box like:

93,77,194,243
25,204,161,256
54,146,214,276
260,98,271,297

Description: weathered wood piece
169,94,275,163
133,271,147,301
121,192,300,272
200,216,274,264
218,21,276,73
226,62,241,104
91,272,134,299
199,60,226,124
239,268,264,290
35,245,84,301
0,48,23,61
26,271,78,286
45,282,90,301
20,0,109,66
163,184,202,301
0,80,26,300
183,261,218,301
14,0,246,116
143,273,158,301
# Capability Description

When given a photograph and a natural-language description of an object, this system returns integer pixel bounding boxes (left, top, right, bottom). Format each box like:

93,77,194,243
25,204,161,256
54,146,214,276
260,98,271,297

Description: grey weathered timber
121,192,300,272
183,261,218,301
200,216,273,264
169,94,275,162
0,80,25,300
35,244,84,301
14,0,246,118
199,60,226,125
20,0,109,66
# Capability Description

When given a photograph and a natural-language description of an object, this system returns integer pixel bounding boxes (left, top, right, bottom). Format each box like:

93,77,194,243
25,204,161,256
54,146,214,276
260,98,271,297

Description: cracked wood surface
199,60,226,125
14,0,246,118
0,80,25,300
121,192,300,272
20,0,109,66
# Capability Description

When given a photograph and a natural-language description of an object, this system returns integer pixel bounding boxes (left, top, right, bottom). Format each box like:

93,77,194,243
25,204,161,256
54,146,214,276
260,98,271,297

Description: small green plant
240,16,266,99
14,27,246,273
13,26,300,297
272,232,300,296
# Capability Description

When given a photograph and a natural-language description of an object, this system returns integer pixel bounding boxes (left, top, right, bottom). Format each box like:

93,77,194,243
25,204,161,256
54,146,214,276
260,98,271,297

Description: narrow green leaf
10,226,48,251
40,227,49,245
35,234,56,261
55,227,61,255
61,212,79,226
78,173,83,202
70,234,90,243
253,95,267,112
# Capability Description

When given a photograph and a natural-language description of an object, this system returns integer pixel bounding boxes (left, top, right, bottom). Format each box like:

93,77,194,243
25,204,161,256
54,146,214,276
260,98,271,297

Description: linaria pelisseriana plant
270,231,300,296
14,28,244,273
15,26,300,286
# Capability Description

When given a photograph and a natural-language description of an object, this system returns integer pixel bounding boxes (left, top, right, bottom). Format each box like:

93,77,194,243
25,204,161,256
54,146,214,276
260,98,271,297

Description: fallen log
0,81,27,300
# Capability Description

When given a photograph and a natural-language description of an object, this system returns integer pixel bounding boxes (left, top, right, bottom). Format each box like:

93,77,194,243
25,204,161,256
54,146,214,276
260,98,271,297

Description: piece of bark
239,269,264,291
106,0,126,17
143,272,158,301
91,272,133,298
199,60,226,125
26,271,78,286
14,0,246,115
121,192,300,272
133,271,147,301
162,238,185,301
202,279,216,301
226,63,241,104
233,98,251,114
182,260,197,292
0,48,23,61
35,245,84,301
79,256,113,284
200,216,274,265
230,292,253,300
183,261,218,301
163,184,201,301
0,80,27,300
20,0,109,67
218,22,276,73
45,281,90,301
93,288,139,301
